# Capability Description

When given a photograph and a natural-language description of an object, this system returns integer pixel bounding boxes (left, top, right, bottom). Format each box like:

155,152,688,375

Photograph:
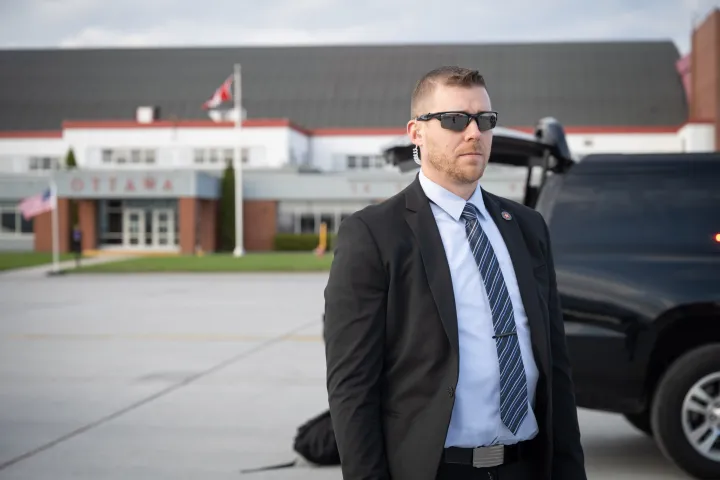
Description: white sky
0,0,717,55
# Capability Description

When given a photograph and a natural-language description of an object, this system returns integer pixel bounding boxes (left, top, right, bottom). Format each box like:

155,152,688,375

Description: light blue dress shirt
418,170,539,448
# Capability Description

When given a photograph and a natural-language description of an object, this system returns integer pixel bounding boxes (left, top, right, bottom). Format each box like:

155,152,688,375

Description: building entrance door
151,208,175,248
122,208,146,247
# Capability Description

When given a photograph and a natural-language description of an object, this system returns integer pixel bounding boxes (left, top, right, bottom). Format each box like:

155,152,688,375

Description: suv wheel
651,344,720,479
623,410,652,436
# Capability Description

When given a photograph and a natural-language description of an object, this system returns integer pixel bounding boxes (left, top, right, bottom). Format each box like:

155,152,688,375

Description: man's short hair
410,66,487,118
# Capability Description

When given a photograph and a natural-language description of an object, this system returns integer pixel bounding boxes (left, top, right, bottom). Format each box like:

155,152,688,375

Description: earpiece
413,145,420,165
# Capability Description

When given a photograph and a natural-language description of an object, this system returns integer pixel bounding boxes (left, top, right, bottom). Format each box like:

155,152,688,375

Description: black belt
443,443,524,468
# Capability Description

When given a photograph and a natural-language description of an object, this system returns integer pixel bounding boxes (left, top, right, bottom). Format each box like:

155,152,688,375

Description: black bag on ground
293,409,340,465
240,409,340,474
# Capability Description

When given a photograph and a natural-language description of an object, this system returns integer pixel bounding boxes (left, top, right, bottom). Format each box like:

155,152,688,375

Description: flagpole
233,62,245,257
50,177,60,274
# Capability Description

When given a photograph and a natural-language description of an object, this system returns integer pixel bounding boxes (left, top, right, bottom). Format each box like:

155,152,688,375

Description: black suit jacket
323,175,586,480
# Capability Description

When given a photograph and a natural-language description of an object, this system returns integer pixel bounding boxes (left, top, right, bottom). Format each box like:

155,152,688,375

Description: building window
276,203,368,235
29,156,61,171
102,149,158,165
0,202,33,236
193,147,251,166
346,154,385,170
98,200,124,245
300,214,315,233
276,211,295,233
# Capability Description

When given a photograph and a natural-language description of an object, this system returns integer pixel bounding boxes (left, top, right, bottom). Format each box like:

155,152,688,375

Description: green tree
65,148,77,169
217,160,236,252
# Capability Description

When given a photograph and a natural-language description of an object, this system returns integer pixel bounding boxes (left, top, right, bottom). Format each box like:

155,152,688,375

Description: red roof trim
0,130,63,139
312,127,406,136
312,125,698,136
0,120,711,139
60,118,313,136
510,125,685,134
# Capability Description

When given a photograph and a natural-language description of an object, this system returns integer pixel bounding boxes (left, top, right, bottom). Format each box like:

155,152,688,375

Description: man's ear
407,119,423,147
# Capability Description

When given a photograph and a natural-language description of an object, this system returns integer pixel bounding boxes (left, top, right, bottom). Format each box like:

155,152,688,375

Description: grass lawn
71,252,335,273
0,252,76,271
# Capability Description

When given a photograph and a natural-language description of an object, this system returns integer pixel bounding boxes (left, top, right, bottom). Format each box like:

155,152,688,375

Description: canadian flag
202,75,233,110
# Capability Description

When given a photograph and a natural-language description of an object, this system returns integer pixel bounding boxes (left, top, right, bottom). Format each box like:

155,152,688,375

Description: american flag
18,187,56,220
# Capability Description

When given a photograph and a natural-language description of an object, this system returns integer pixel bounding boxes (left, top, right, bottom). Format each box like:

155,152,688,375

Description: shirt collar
418,169,488,221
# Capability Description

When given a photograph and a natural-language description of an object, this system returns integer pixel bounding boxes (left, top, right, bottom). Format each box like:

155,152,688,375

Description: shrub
217,162,235,252
273,233,336,251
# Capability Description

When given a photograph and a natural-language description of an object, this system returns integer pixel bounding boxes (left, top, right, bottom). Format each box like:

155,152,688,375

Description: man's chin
449,169,484,185
462,164,486,181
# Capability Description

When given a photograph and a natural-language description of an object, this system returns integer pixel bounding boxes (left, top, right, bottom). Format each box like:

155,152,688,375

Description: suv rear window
545,162,720,255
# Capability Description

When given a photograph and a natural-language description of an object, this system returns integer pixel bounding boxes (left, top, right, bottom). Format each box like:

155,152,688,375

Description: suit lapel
481,190,551,378
402,175,550,376
404,176,459,353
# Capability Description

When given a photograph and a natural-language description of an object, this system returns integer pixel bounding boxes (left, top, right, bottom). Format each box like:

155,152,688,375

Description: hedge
273,233,336,251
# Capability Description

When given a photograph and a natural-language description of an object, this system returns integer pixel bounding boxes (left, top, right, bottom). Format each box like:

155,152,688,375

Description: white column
50,178,59,273
233,63,245,257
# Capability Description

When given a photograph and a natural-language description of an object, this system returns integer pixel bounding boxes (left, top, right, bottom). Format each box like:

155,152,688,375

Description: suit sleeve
323,214,389,480
540,214,587,480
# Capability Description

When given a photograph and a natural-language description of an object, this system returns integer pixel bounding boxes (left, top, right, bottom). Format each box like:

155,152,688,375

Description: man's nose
463,118,482,140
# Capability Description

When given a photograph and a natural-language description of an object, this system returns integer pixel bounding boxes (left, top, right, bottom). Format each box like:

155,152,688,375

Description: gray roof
0,41,687,132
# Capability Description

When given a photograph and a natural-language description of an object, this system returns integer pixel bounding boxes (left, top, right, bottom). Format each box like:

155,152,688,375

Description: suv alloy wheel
651,344,720,479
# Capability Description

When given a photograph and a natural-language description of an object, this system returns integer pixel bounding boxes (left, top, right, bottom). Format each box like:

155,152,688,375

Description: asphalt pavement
0,271,691,479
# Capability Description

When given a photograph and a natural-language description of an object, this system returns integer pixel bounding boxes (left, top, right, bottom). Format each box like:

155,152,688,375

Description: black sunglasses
416,111,498,132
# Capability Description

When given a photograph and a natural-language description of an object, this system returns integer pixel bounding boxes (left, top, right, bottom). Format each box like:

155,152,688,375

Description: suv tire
651,344,720,479
623,411,652,436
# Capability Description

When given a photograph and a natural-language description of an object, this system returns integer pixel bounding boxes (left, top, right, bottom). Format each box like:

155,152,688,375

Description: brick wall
78,200,97,251
179,198,219,254
199,199,217,253
691,9,720,149
34,197,266,254
34,198,70,253
243,200,277,251
178,197,197,254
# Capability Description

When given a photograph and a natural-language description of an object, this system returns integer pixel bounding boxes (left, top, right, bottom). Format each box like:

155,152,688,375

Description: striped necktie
461,202,529,434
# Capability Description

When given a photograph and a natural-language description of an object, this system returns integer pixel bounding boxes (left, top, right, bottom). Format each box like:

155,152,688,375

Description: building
1,9,718,253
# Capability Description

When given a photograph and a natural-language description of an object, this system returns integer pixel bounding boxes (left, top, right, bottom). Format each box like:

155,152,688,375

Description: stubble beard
426,147,485,185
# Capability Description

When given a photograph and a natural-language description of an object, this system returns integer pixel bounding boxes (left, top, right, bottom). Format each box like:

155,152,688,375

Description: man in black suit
323,66,586,480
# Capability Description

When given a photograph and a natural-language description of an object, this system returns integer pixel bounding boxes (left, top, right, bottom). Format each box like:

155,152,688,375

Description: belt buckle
472,445,504,468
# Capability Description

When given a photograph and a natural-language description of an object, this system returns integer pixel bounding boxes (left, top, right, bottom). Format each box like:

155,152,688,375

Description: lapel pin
501,211,512,221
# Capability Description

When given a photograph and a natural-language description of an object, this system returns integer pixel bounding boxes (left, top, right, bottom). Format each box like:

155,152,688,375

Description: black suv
536,150,720,479
385,119,720,479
